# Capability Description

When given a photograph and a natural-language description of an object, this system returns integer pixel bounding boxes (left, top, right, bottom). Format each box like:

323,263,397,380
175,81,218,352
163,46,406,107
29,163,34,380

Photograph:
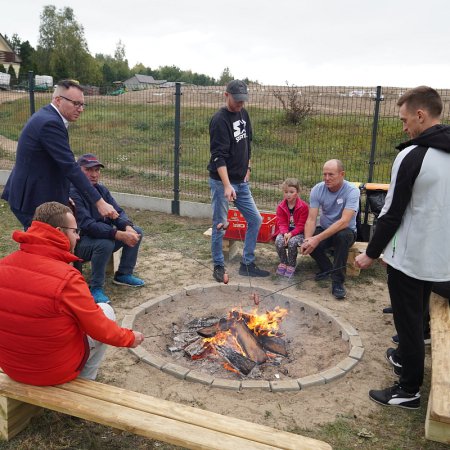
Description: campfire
171,306,289,376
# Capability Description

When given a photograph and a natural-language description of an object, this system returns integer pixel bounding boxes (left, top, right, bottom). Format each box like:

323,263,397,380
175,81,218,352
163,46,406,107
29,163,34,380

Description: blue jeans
209,178,262,266
75,226,143,289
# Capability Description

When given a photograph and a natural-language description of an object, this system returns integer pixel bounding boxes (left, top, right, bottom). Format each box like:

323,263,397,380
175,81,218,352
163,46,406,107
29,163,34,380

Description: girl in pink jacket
274,178,309,278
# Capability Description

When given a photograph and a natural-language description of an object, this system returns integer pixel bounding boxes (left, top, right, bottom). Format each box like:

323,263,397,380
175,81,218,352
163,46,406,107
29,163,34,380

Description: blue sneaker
113,273,145,287
90,287,111,304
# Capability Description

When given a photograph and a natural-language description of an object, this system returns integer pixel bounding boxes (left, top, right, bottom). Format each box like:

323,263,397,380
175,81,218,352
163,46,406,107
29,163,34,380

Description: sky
3,0,450,88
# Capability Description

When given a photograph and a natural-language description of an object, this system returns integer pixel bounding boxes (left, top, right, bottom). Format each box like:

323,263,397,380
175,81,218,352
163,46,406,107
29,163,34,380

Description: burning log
197,317,231,338
216,345,257,375
230,319,267,364
256,335,288,356
184,338,208,359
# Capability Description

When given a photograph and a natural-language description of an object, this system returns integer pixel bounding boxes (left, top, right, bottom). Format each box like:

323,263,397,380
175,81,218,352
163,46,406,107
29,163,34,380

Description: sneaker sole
369,393,420,410
112,280,145,287
385,352,402,369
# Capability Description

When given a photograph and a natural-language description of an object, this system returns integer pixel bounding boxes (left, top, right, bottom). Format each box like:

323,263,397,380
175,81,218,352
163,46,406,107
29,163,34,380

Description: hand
224,184,237,202
354,253,374,269
284,233,292,246
244,168,251,183
300,236,319,255
96,198,119,219
131,331,144,348
116,228,141,247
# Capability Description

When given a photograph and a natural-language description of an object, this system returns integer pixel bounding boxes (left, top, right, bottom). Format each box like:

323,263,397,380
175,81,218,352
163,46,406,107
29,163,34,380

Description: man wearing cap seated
70,154,144,304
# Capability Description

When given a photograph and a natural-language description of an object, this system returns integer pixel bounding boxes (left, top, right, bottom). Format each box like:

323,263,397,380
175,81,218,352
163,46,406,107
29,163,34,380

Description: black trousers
309,227,356,283
387,265,432,393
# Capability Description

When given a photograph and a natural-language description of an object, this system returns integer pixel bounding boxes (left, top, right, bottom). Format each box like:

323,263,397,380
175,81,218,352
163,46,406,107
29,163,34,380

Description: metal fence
1,78,449,212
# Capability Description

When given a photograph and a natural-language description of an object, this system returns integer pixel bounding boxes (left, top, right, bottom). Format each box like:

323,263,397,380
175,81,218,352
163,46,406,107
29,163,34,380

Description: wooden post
0,395,42,440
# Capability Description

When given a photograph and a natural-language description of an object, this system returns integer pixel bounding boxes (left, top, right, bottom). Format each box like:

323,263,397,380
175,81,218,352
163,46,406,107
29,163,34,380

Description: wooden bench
425,293,450,444
203,227,368,277
0,373,331,449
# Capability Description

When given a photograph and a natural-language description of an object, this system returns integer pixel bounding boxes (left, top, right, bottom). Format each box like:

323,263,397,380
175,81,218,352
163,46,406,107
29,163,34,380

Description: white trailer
0,72,11,90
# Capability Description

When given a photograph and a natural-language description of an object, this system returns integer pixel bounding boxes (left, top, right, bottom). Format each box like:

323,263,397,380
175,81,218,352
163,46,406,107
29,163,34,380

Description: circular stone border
122,283,364,392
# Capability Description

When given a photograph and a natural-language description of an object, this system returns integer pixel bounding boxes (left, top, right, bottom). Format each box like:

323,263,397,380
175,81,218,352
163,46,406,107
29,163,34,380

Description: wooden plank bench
425,293,450,444
0,373,331,449
203,227,368,277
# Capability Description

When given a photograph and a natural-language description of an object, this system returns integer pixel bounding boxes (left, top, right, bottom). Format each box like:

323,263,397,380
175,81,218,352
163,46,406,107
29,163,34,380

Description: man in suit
1,79,118,229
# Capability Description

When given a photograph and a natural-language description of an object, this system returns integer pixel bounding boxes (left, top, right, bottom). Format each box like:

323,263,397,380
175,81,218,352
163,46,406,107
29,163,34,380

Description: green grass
0,95,406,210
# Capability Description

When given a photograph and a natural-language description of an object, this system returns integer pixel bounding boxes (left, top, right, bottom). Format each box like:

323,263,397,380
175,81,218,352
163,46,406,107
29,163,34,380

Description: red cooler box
224,208,276,242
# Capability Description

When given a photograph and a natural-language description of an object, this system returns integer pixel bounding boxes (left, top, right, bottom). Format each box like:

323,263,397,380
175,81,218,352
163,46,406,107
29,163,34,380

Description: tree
218,67,233,85
35,5,98,83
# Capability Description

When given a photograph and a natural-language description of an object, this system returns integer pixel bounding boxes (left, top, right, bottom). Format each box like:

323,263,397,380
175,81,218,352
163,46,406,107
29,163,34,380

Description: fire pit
124,283,364,392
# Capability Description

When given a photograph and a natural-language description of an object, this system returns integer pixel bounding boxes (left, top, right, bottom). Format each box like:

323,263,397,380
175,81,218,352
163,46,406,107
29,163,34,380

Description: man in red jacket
0,202,144,386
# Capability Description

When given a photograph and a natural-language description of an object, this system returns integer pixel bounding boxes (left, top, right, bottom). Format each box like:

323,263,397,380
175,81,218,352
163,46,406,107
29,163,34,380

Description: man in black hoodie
208,80,269,283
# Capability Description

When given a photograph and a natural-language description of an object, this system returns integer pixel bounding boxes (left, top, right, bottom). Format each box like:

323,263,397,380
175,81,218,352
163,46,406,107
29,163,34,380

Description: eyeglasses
60,226,81,235
59,95,86,109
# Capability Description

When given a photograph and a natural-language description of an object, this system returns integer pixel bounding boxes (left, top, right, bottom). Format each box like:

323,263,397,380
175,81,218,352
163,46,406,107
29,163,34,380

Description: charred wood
230,320,267,364
216,345,257,375
256,335,288,356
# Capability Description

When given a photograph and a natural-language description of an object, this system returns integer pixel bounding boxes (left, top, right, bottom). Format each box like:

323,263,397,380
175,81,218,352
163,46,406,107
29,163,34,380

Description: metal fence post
362,85,383,234
28,71,35,116
172,82,182,215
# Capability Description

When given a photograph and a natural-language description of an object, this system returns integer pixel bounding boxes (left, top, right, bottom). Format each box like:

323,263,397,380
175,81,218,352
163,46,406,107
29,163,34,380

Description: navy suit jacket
2,104,101,214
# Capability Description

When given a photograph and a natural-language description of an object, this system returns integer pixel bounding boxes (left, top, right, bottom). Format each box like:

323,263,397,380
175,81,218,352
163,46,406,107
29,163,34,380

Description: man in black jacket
70,154,144,304
208,80,269,282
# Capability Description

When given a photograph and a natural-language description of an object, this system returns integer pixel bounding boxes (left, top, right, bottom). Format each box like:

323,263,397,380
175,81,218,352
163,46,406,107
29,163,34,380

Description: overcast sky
3,0,450,88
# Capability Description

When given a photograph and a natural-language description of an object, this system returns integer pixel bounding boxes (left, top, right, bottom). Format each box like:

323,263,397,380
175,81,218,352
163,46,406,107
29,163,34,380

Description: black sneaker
382,306,393,314
213,265,226,283
331,282,346,300
391,333,431,346
369,383,420,409
393,365,402,377
386,347,402,369
239,262,270,277
314,271,330,281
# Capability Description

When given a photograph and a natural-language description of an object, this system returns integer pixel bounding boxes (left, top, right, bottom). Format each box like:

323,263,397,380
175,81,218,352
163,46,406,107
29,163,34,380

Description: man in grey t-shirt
300,159,360,299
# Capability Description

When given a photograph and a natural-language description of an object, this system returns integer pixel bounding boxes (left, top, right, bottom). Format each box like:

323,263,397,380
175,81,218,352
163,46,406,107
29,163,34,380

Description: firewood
197,318,231,337
184,338,207,358
230,320,267,364
216,345,256,375
256,335,288,356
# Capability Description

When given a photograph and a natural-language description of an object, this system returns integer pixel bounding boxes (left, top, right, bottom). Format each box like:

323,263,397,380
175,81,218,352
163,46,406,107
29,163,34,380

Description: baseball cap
226,80,249,102
77,153,105,168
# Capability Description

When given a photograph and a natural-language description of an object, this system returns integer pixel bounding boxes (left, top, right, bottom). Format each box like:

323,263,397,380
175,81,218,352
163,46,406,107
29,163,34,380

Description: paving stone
184,284,204,296
349,335,363,348
297,374,326,388
141,354,167,370
129,306,146,319
185,371,214,386
161,363,190,380
129,346,148,360
270,379,300,392
319,366,346,383
241,380,271,391
121,314,135,329
211,378,241,391
337,356,359,372
349,345,365,360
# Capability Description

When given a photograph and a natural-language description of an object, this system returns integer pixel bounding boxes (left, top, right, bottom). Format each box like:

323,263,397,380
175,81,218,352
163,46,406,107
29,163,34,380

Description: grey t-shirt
309,180,360,232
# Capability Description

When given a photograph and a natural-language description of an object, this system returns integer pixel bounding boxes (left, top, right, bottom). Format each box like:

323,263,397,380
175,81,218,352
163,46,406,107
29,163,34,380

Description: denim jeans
309,226,356,283
75,226,143,289
79,303,116,380
209,178,262,266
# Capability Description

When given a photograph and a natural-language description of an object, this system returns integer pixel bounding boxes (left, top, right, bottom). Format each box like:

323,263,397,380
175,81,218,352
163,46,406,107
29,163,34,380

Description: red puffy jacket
0,221,135,386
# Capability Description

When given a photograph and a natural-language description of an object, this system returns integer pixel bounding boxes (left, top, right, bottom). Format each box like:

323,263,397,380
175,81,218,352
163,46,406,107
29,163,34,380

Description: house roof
125,74,166,85
0,33,22,64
